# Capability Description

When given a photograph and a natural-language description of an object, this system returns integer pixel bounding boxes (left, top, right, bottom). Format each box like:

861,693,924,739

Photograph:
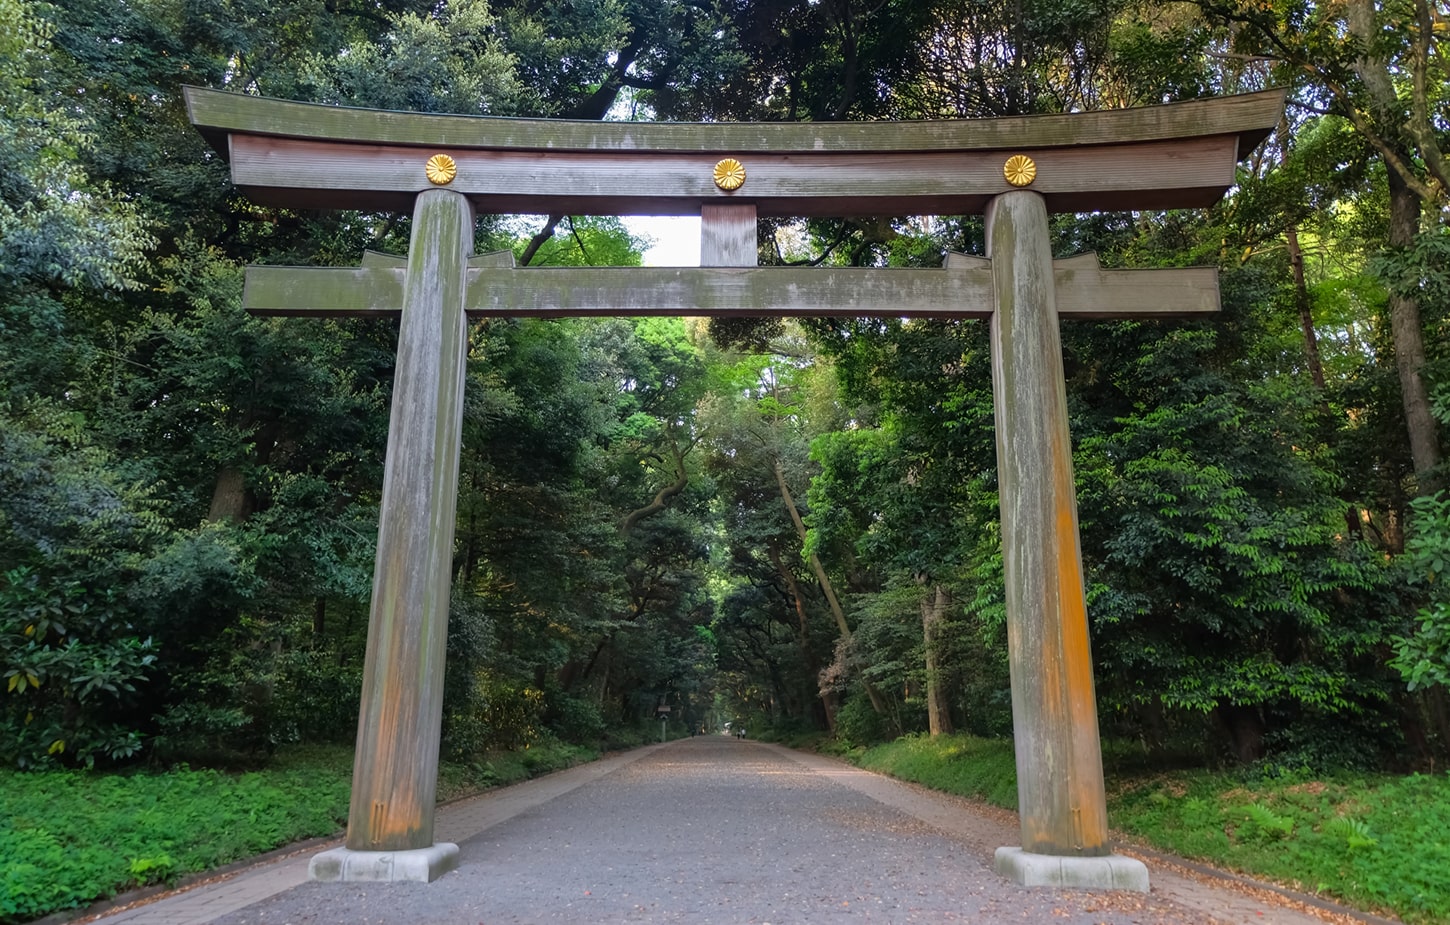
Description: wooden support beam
224,134,1241,216
245,265,995,317
468,250,516,268
346,188,473,855
244,260,1217,319
246,266,406,316
701,203,757,267
987,189,1110,858
957,252,1219,318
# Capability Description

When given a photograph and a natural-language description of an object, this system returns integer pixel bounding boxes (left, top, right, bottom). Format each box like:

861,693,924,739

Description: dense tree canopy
2,0,1447,772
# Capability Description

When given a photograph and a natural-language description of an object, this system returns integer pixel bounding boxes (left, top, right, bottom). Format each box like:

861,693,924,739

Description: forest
2,0,1448,786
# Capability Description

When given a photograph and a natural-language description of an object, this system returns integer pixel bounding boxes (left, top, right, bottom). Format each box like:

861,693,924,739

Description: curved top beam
186,86,1283,155
183,86,1284,216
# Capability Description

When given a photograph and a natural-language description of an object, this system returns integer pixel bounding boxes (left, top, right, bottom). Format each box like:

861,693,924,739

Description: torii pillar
185,85,1284,890
309,188,473,882
985,190,1136,887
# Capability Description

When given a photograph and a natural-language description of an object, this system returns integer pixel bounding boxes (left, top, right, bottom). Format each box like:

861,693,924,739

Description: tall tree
1196,0,1448,492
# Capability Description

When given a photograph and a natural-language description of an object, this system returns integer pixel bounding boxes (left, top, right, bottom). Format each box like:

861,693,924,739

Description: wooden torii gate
186,86,1283,890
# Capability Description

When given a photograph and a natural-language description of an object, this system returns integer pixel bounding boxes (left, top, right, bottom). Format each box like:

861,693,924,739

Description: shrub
0,568,157,768
834,689,890,746
545,691,607,744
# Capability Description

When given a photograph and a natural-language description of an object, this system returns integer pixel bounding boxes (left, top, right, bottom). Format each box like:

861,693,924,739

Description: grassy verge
1,738,598,924
847,733,1450,925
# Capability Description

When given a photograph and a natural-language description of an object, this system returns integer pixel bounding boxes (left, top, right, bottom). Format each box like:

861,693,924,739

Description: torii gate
186,86,1283,891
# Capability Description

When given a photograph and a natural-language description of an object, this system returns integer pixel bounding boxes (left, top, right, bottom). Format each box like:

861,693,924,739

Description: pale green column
345,188,472,856
986,190,1122,875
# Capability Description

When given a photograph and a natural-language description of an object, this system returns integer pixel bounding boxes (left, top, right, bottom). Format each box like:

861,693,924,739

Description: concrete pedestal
995,847,1149,892
309,843,460,883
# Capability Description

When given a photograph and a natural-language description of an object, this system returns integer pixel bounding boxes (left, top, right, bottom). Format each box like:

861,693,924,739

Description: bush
442,670,544,761
598,722,653,751
152,613,363,762
0,567,157,769
834,689,890,746
545,691,607,744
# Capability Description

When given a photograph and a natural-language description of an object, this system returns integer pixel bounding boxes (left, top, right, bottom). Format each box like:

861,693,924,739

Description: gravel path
196,737,1327,925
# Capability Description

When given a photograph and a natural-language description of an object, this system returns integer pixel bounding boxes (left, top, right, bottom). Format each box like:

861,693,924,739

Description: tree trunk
1214,704,1266,763
1428,687,1450,761
1285,226,1327,392
772,458,846,637
1385,168,1442,493
595,644,612,708
769,545,836,733
1344,0,1442,493
772,457,888,716
922,583,954,737
621,437,688,536
1396,690,1432,766
207,465,253,522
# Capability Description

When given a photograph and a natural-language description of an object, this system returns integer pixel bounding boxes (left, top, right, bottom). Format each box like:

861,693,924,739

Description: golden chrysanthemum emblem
1003,154,1037,187
713,158,746,191
425,154,458,185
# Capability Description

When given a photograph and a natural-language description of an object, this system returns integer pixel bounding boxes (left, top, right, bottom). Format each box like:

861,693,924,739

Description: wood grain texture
470,266,996,316
1050,253,1219,317
701,203,757,267
346,189,473,853
247,265,995,316
186,84,1283,156
245,262,1217,319
246,265,405,315
225,134,1241,216
987,190,1111,859
468,249,516,268
361,250,406,268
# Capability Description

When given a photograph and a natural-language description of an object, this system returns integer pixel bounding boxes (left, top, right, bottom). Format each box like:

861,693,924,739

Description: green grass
1,745,353,923
15,731,1445,925
1,739,599,924
1110,767,1450,924
846,733,1450,925
855,733,1021,810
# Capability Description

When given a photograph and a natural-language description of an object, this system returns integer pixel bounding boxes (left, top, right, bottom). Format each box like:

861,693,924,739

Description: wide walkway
83,738,1370,925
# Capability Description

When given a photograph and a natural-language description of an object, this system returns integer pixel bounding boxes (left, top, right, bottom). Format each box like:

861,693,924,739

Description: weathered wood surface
184,85,1283,215
987,189,1110,857
223,133,1241,216
701,203,758,267
244,260,1217,319
186,85,1282,155
1047,253,1219,318
347,188,473,853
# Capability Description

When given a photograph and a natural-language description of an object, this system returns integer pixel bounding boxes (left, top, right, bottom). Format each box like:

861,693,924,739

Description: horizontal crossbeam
224,135,1240,217
243,254,1218,320
188,87,1283,156
185,86,1284,216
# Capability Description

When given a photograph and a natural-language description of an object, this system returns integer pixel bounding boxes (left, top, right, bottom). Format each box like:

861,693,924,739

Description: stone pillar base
309,844,459,883
995,847,1149,892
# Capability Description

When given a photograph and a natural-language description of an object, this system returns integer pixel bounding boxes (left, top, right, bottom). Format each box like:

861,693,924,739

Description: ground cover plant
0,740,598,924
849,734,1450,924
